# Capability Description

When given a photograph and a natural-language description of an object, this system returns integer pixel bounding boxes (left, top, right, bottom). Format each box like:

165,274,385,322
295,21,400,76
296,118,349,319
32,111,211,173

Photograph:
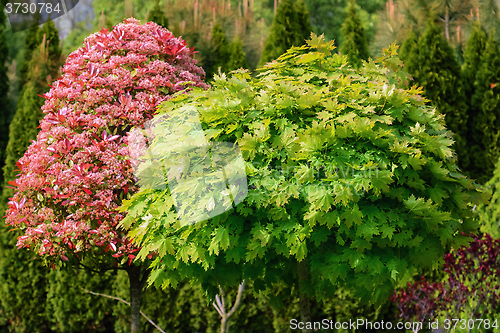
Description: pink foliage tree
4,18,208,332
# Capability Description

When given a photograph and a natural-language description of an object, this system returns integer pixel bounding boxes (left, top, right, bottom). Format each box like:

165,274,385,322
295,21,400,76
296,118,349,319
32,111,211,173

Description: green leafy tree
469,32,500,184
227,35,249,71
340,0,370,67
147,0,169,28
259,0,311,65
120,35,487,333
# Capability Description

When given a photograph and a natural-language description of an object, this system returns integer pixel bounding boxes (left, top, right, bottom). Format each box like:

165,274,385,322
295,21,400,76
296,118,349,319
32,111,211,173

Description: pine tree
228,35,249,71
0,0,11,201
469,32,500,184
339,0,369,68
259,0,311,66
148,0,169,29
414,20,469,175
204,23,231,78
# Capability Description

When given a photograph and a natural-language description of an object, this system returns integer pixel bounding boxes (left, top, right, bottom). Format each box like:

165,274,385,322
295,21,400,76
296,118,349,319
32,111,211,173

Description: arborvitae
18,11,41,90
0,27,63,332
415,20,469,175
148,0,169,29
228,35,249,71
469,32,500,184
0,0,10,200
339,0,369,68
259,0,311,66
204,23,230,78
293,0,312,45
399,30,420,76
462,23,487,102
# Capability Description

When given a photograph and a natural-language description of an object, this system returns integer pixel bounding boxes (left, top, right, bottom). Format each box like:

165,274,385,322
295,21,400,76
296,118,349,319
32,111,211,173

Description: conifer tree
414,20,469,175
469,32,500,184
204,23,231,78
399,30,419,77
148,0,169,29
339,0,369,68
259,0,311,66
462,23,487,103
293,0,312,45
460,23,487,180
0,21,63,331
0,37,57,332
228,35,249,71
0,0,10,200
18,11,41,90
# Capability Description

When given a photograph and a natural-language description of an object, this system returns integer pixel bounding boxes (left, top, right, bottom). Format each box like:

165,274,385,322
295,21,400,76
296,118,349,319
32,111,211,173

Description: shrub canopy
5,18,208,265
121,35,487,305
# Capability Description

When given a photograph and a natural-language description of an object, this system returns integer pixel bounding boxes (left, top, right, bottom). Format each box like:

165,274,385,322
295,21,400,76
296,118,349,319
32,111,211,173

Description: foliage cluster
392,233,500,327
5,19,208,263
120,34,487,314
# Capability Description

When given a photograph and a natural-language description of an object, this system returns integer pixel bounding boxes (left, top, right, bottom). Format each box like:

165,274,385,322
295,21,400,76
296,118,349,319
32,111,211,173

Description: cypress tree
462,23,487,102
414,20,469,175
0,0,11,200
399,30,420,77
18,11,41,90
259,0,311,66
228,35,249,71
469,32,500,184
204,23,230,78
148,0,169,29
339,0,369,68
460,23,487,180
0,23,63,332
293,0,312,46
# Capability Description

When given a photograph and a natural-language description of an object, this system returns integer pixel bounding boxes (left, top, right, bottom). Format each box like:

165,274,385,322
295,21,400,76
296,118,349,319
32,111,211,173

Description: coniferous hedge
0,0,10,200
470,32,500,184
340,0,369,67
259,0,311,66
400,20,469,177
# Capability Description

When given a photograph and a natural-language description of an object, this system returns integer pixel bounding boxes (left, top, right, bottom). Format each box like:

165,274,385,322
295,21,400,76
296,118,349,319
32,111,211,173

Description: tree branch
80,287,165,333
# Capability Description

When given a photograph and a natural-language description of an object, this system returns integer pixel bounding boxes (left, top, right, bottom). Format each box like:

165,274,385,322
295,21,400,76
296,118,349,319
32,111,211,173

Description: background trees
3,19,208,333
399,20,469,178
0,0,11,200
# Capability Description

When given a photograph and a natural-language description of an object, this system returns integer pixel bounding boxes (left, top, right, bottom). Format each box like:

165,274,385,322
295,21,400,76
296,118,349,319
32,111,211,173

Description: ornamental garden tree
120,34,488,333
4,18,208,333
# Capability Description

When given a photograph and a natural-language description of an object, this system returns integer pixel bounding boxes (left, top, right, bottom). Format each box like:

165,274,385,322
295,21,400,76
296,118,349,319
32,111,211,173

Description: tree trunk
128,264,143,333
444,6,450,40
297,257,312,333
